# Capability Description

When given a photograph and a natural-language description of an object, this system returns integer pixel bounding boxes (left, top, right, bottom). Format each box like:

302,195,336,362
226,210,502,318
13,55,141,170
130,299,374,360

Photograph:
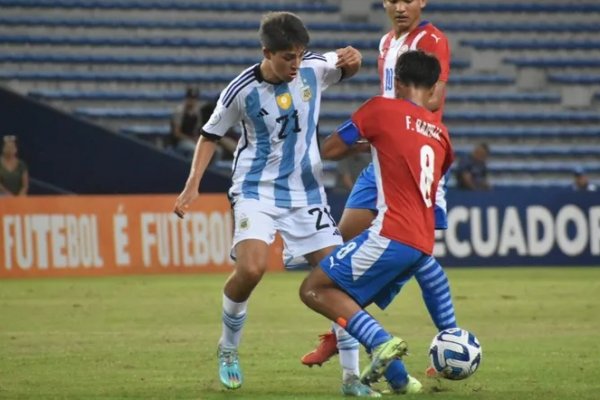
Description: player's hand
353,141,370,153
335,46,362,69
173,186,199,219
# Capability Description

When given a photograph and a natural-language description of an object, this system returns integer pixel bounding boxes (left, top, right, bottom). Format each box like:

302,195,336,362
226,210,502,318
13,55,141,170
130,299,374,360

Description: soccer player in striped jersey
173,12,378,396
300,50,454,391
301,0,458,392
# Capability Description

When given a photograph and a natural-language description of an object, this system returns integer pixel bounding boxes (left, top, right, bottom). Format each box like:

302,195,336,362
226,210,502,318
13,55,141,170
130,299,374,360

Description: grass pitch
1,268,599,400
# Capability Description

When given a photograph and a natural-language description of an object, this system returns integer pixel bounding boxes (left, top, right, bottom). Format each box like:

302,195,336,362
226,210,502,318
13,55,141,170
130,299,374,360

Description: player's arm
174,132,219,218
174,89,241,218
322,119,364,160
335,46,362,80
427,81,446,112
420,32,450,112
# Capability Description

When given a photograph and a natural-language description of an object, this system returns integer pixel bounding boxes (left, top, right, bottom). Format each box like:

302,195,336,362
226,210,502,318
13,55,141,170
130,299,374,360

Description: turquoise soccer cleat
341,376,382,397
217,344,243,390
360,337,408,386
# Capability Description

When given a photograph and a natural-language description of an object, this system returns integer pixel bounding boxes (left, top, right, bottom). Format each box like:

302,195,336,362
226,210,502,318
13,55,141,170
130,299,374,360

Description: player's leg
301,164,378,367
218,200,276,390
366,271,422,393
300,231,423,386
306,246,364,394
415,256,457,331
281,207,375,397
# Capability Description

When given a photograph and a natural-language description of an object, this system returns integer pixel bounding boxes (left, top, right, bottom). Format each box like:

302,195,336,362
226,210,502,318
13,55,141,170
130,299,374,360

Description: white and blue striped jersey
203,51,341,208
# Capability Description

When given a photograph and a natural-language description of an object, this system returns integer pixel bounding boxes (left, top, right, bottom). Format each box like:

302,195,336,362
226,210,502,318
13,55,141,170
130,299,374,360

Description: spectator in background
0,135,28,196
201,97,239,162
335,152,371,194
170,86,203,158
455,142,490,190
572,167,597,191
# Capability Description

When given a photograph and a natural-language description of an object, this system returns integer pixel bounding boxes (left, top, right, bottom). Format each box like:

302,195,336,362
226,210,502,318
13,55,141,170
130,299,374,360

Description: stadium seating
0,16,379,32
1,0,598,187
461,40,600,51
0,0,339,13
31,89,553,104
504,58,600,69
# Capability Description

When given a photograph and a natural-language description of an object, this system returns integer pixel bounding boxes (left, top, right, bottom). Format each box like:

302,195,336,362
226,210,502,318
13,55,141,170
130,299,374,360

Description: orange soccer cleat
301,331,339,367
425,365,439,377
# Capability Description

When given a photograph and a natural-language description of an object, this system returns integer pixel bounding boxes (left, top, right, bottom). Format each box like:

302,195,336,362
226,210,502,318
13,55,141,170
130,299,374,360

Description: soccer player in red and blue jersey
302,2,457,391
300,50,454,390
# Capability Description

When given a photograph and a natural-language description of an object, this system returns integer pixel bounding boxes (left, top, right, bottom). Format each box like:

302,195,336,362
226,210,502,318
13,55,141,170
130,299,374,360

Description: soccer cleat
341,376,382,397
390,375,423,394
360,337,408,386
217,344,243,390
425,365,438,377
301,331,338,367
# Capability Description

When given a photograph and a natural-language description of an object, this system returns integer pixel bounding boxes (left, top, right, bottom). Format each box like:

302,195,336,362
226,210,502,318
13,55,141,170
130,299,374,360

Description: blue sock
345,310,391,351
415,257,457,331
384,359,409,389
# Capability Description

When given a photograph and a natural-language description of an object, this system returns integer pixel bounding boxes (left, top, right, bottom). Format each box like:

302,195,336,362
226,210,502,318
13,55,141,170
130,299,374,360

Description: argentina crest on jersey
301,81,312,102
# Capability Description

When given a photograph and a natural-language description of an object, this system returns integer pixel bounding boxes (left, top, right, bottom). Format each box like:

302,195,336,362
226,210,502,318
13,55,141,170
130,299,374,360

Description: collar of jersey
253,63,285,86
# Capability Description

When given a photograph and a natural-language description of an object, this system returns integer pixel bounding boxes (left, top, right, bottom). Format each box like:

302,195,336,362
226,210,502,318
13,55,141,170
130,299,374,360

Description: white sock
333,322,360,382
220,293,248,348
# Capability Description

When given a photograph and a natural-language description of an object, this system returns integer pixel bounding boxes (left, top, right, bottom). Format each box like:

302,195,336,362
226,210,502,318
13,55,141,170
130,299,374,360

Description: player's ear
428,84,436,98
394,80,403,98
262,47,272,60
420,0,427,9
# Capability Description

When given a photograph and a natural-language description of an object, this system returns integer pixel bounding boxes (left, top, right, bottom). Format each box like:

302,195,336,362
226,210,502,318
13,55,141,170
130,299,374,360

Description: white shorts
231,199,343,259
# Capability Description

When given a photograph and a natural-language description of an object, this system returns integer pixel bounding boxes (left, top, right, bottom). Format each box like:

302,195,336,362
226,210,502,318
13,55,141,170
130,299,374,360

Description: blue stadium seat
0,34,380,49
437,22,600,33
0,16,378,32
504,58,600,68
1,70,503,85
29,89,221,102
455,145,600,158
122,126,600,147
547,74,600,84
0,0,338,12
450,127,600,138
486,162,600,175
0,53,469,70
75,108,600,123
30,89,550,104
445,92,560,103
461,39,600,51
394,3,600,13
442,111,600,122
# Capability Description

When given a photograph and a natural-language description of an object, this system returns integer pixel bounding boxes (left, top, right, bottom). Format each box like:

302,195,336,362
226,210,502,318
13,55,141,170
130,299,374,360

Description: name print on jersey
405,116,442,141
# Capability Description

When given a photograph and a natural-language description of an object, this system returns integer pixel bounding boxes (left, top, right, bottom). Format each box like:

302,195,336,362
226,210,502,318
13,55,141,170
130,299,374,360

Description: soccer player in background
300,50,454,390
173,12,379,396
301,0,458,393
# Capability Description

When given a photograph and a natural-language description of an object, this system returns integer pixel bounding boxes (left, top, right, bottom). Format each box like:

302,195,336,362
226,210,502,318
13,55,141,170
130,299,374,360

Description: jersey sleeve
201,86,243,138
418,31,451,83
303,51,342,91
351,97,381,141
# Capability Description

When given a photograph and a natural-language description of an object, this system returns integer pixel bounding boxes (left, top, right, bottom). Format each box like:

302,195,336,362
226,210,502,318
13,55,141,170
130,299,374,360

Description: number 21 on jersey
419,145,435,208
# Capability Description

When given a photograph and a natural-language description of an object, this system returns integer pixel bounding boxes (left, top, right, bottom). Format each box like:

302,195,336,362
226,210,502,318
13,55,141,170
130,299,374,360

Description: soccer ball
428,327,482,380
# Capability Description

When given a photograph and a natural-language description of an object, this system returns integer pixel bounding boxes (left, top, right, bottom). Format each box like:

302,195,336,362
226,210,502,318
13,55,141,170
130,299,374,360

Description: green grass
1,268,599,399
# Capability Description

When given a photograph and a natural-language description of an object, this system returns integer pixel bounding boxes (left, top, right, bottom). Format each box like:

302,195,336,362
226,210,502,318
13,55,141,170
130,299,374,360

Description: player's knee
236,260,266,285
299,275,324,310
